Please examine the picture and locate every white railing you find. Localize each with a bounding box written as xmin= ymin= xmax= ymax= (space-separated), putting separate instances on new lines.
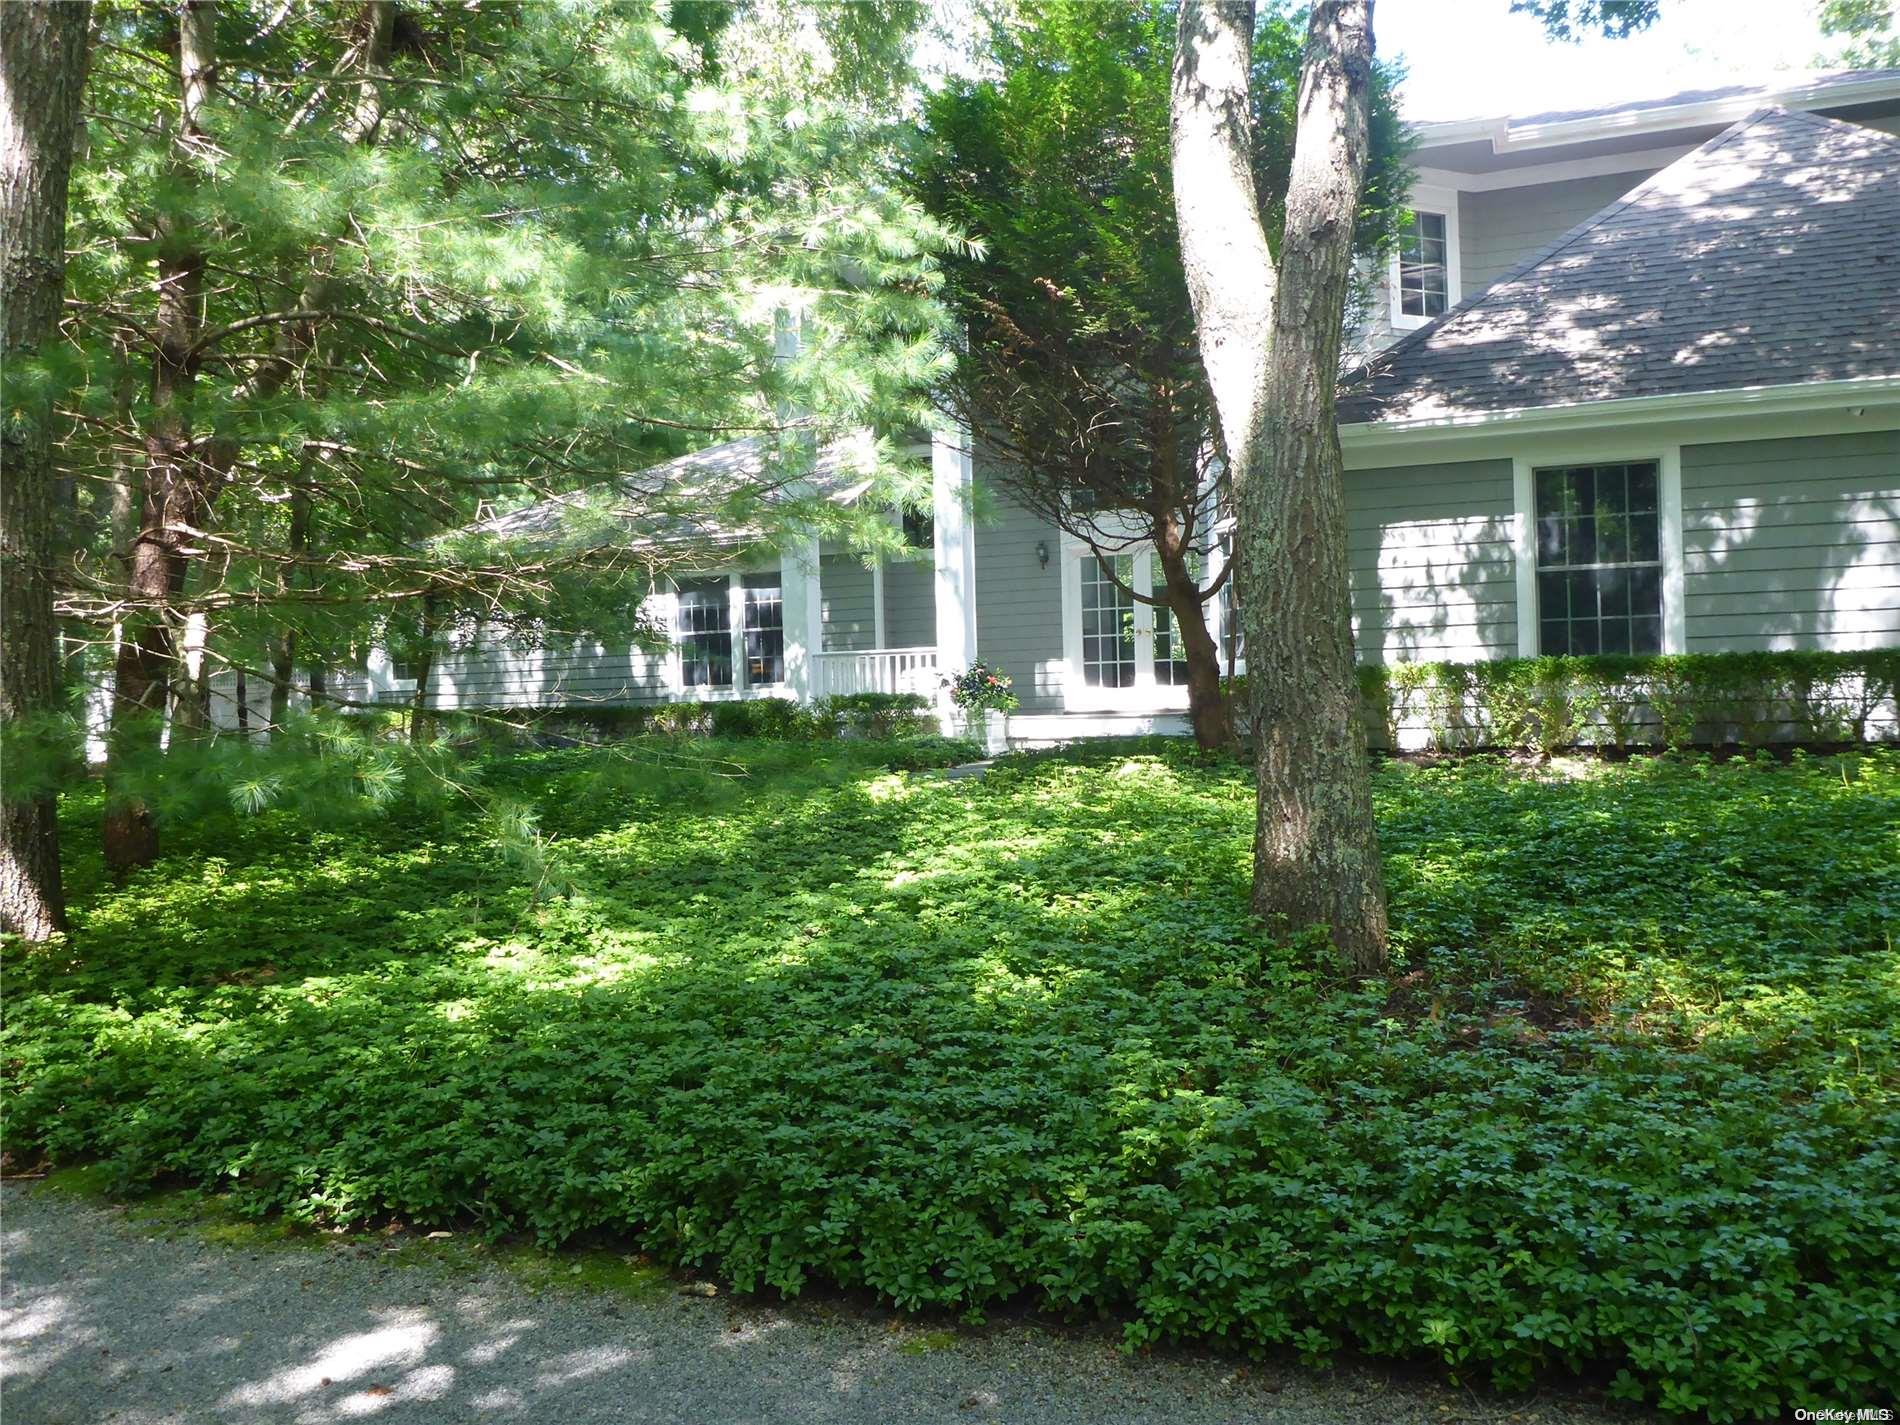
xmin=811 ymin=646 xmax=939 ymax=700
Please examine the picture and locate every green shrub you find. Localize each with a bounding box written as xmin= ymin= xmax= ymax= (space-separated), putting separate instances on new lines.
xmin=9 ymin=747 xmax=1898 ymax=1419
xmin=1359 ymin=649 xmax=1899 ymax=754
xmin=817 ymin=691 xmax=937 ymax=739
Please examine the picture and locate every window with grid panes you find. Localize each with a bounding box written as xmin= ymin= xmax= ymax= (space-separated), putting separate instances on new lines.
xmin=1153 ymin=553 xmax=1202 ymax=686
xmin=1398 ymin=210 xmax=1449 ymax=318
xmin=1081 ymin=554 xmax=1137 ymax=687
xmin=1534 ymin=461 xmax=1663 ymax=655
xmin=742 ymin=573 xmax=783 ymax=685
xmin=677 ymin=579 xmax=733 ymax=687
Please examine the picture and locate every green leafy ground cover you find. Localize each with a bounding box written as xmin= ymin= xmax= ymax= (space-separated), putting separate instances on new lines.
xmin=6 ymin=741 xmax=1897 ymax=1419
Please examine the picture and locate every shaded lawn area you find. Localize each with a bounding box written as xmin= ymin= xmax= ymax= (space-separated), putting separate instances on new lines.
xmin=6 ymin=739 xmax=1898 ymax=1420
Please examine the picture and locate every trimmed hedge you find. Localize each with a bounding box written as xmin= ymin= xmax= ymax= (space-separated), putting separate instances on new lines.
xmin=506 ymin=692 xmax=938 ymax=744
xmin=1231 ymin=650 xmax=1899 ymax=755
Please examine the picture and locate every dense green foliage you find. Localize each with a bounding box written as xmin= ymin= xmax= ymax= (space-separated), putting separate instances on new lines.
xmin=52 ymin=0 xmax=958 ymax=760
xmin=7 ymin=743 xmax=1898 ymax=1418
xmin=902 ymin=1 xmax=1411 ymax=743
xmin=1228 ymin=649 xmax=1900 ymax=754
xmin=519 ymin=691 xmax=947 ymax=742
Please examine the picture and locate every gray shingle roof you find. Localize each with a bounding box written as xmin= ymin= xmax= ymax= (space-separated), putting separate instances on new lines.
xmin=465 ymin=434 xmax=879 ymax=549
xmin=1340 ymin=107 xmax=1900 ymax=426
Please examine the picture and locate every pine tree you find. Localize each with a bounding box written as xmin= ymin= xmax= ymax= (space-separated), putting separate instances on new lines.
xmin=51 ymin=0 xmax=959 ymax=873
xmin=2 ymin=0 xmax=93 ymax=939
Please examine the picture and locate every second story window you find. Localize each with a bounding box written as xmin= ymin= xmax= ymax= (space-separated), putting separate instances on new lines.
xmin=1398 ymin=209 xmax=1449 ymax=319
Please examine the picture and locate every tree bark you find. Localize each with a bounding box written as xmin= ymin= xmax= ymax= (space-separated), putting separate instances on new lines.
xmin=1152 ymin=506 xmax=1233 ymax=751
xmin=1 ymin=0 xmax=92 ymax=938
xmin=102 ymin=0 xmax=215 ymax=876
xmin=104 ymin=1 xmax=394 ymax=867
xmin=1171 ymin=0 xmax=1388 ymax=970
xmin=409 ymin=593 xmax=439 ymax=745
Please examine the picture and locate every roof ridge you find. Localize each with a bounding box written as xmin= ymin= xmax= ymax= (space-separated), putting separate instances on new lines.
xmin=1345 ymin=106 xmax=1809 ymax=383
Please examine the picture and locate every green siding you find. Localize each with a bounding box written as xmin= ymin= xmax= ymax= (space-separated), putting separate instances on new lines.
xmin=1345 ymin=458 xmax=1519 ymax=664
xmin=820 ymin=554 xmax=875 ymax=652
xmin=1458 ymin=170 xmax=1659 ymax=297
xmin=971 ymin=484 xmax=1067 ymax=714
xmin=1681 ymin=430 xmax=1900 ymax=652
xmin=883 ymin=557 xmax=937 ymax=649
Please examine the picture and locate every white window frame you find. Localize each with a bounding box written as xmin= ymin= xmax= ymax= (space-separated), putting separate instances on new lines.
xmin=1058 ymin=537 xmax=1221 ymax=712
xmin=667 ymin=566 xmax=789 ymax=699
xmin=1388 ymin=183 xmax=1462 ymax=332
xmin=1511 ymin=445 xmax=1685 ymax=657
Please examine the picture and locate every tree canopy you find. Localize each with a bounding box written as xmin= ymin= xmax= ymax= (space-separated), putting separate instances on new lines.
xmin=36 ymin=0 xmax=961 ymax=871
xmin=905 ymin=0 xmax=1411 ymax=747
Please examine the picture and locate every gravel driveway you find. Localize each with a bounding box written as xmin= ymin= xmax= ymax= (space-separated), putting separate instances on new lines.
xmin=2 ymin=1181 xmax=1644 ymax=1425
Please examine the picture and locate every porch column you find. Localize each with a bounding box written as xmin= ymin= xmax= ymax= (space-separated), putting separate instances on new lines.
xmin=872 ymin=556 xmax=888 ymax=649
xmin=780 ymin=534 xmax=824 ymax=701
xmin=933 ymin=425 xmax=979 ymax=731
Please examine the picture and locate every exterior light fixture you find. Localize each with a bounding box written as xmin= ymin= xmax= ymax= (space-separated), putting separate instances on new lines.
xmin=1036 ymin=540 xmax=1050 ymax=569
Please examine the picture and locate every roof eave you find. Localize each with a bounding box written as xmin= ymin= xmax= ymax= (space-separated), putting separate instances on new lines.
xmin=1412 ymin=70 xmax=1900 ymax=157
xmin=1340 ymin=374 xmax=1900 ymax=453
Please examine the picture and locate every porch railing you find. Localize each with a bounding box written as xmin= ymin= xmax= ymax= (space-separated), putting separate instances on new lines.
xmin=811 ymin=646 xmax=939 ymax=700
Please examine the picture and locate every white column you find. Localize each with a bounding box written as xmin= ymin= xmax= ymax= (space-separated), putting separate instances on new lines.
xmin=1511 ymin=459 xmax=1539 ymax=657
xmin=780 ymin=535 xmax=824 ymax=701
xmin=872 ymin=556 xmax=888 ymax=650
xmin=1659 ymin=446 xmax=1687 ymax=655
xmin=933 ymin=427 xmax=978 ymax=670
xmin=727 ymin=573 xmax=749 ymax=695
xmin=933 ymin=426 xmax=979 ymax=732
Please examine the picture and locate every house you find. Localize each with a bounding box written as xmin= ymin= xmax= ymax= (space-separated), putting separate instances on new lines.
xmin=243 ymin=69 xmax=1900 ymax=745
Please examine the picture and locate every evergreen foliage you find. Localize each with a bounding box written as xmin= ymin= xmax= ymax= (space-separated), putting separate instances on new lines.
xmin=39 ymin=0 xmax=963 ymax=869
xmin=905 ymin=0 xmax=1412 ymax=746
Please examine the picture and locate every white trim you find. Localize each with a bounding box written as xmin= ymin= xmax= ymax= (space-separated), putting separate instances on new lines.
xmin=1659 ymin=447 xmax=1686 ymax=656
xmin=871 ymin=556 xmax=888 ymax=651
xmin=726 ymin=574 xmax=749 ymax=696
xmin=1511 ymin=460 xmax=1537 ymax=658
xmin=1510 ymin=442 xmax=1686 ymax=659
xmin=1388 ymin=183 xmax=1461 ymax=332
xmin=1412 ymin=144 xmax=1694 ymax=194
xmin=1341 ymin=375 xmax=1900 ymax=464
xmin=1411 ymin=71 xmax=1900 ymax=157
xmin=1005 ymin=709 xmax=1193 ymax=747
xmin=1058 ymin=541 xmax=1192 ymax=713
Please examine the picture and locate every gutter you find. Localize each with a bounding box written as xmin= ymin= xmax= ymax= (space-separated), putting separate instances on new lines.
xmin=1340 ymin=374 xmax=1900 ymax=452
xmin=1412 ymin=70 xmax=1900 ymax=157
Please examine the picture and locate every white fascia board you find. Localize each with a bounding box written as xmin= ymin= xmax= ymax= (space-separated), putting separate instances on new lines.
xmin=1411 ymin=72 xmax=1900 ymax=159
xmin=1412 ymin=144 xmax=1696 ymax=194
xmin=1340 ymin=376 xmax=1900 ymax=466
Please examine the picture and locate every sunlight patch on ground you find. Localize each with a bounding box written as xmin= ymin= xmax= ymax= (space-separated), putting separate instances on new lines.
xmin=219 ymin=1315 xmax=439 ymax=1410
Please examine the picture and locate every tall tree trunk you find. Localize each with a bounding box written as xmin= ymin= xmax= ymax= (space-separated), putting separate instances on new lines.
xmin=1 ymin=0 xmax=92 ymax=939
xmin=103 ymin=141 xmax=210 ymax=873
xmin=269 ymin=433 xmax=317 ymax=730
xmin=105 ymin=0 xmax=395 ymax=866
xmin=1153 ymin=523 xmax=1232 ymax=751
xmin=1171 ymin=0 xmax=1388 ymax=970
xmin=409 ymin=594 xmax=439 ymax=745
